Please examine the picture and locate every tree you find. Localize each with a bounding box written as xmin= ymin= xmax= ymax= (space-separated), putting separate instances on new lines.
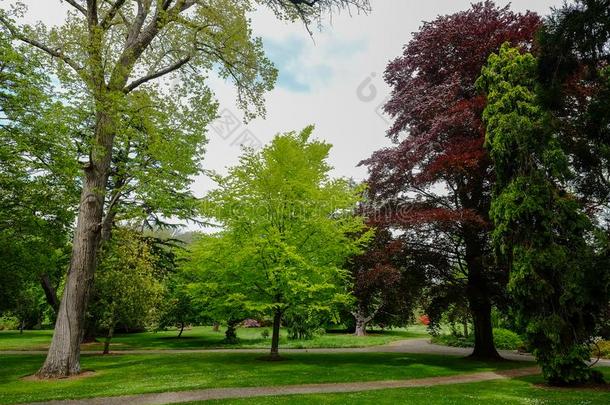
xmin=0 ymin=0 xmax=370 ymax=377
xmin=91 ymin=228 xmax=164 ymax=354
xmin=185 ymin=233 xmax=258 ymax=344
xmin=195 ymin=127 xmax=370 ymax=359
xmin=0 ymin=30 xmax=78 ymax=321
xmin=537 ymin=0 xmax=610 ymax=225
xmin=348 ymin=228 xmax=422 ymax=336
xmin=478 ymin=43 xmax=609 ymax=385
xmin=361 ymin=1 xmax=540 ymax=359
xmin=158 ymin=271 xmax=203 ymax=338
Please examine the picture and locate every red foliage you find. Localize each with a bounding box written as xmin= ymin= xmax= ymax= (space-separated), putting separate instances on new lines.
xmin=363 ymin=2 xmax=541 ymax=231
xmin=419 ymin=315 xmax=430 ymax=326
xmin=360 ymin=3 xmax=541 ymax=356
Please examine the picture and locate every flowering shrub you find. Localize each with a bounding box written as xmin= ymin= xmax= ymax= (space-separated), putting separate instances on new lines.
xmin=419 ymin=315 xmax=430 ymax=326
xmin=242 ymin=319 xmax=260 ymax=328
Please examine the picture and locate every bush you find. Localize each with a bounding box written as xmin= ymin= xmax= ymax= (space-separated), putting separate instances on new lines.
xmin=594 ymin=340 xmax=610 ymax=359
xmin=242 ymin=319 xmax=260 ymax=328
xmin=0 ymin=315 xmax=20 ymax=330
xmin=492 ymin=328 xmax=524 ymax=350
xmin=432 ymin=328 xmax=524 ymax=350
xmin=260 ymin=329 xmax=270 ymax=339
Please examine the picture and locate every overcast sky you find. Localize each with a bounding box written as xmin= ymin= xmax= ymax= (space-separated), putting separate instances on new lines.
xmin=13 ymin=0 xmax=559 ymax=201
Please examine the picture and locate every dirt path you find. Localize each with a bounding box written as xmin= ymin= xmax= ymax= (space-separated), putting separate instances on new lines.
xmin=26 ymin=366 xmax=541 ymax=405
xmin=0 ymin=338 xmax=532 ymax=360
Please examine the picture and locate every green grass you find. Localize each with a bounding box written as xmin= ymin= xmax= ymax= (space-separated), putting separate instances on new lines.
xmin=198 ymin=369 xmax=610 ymax=404
xmin=0 ymin=352 xmax=530 ymax=404
xmin=0 ymin=325 xmax=430 ymax=351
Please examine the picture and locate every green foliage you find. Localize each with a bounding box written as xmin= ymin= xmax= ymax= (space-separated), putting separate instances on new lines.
xmin=432 ymin=328 xmax=523 ymax=351
xmin=187 ymin=127 xmax=370 ymax=351
xmin=157 ymin=270 xmax=204 ymax=335
xmin=285 ymin=310 xmax=326 ymax=340
xmin=91 ymin=229 xmax=165 ymax=336
xmin=0 ymin=30 xmax=77 ymax=319
xmin=478 ymin=43 xmax=609 ymax=385
xmin=0 ymin=316 xmax=19 ymax=331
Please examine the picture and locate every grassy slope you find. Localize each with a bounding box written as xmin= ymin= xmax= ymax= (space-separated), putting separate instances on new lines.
xmin=0 ymin=352 xmax=529 ymax=404
xmin=201 ymin=370 xmax=610 ymax=405
xmin=0 ymin=325 xmax=430 ymax=351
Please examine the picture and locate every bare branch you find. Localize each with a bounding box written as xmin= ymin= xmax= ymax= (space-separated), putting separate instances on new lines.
xmin=124 ymin=55 xmax=191 ymax=93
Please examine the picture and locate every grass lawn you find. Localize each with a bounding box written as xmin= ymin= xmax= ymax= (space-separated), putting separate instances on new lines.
xmin=0 ymin=352 xmax=529 ymax=404
xmin=199 ymin=369 xmax=610 ymax=404
xmin=0 ymin=325 xmax=430 ymax=351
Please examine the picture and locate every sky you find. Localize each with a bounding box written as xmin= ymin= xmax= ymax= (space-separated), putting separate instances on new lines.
xmin=12 ymin=0 xmax=560 ymax=200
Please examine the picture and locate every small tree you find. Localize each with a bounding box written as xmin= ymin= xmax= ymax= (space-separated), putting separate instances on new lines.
xmin=158 ymin=273 xmax=203 ymax=338
xmin=92 ymin=229 xmax=164 ymax=354
xmin=193 ymin=127 xmax=370 ymax=359
xmin=348 ymin=228 xmax=422 ymax=336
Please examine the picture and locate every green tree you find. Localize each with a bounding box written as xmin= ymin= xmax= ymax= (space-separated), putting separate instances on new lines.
xmin=91 ymin=228 xmax=164 ymax=354
xmin=0 ymin=0 xmax=369 ymax=377
xmin=478 ymin=44 xmax=609 ymax=385
xmin=0 ymin=30 xmax=78 ymax=322
xmin=185 ymin=233 xmax=254 ymax=344
xmin=191 ymin=127 xmax=370 ymax=359
xmin=158 ymin=269 xmax=204 ymax=338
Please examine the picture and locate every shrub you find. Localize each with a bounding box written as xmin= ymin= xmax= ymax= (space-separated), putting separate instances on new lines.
xmin=0 ymin=315 xmax=20 ymax=330
xmin=242 ymin=319 xmax=260 ymax=328
xmin=594 ymin=340 xmax=610 ymax=359
xmin=260 ymin=329 xmax=270 ymax=339
xmin=432 ymin=328 xmax=524 ymax=350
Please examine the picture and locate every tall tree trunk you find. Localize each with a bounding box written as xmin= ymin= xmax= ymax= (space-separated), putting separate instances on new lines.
xmin=269 ymin=309 xmax=282 ymax=360
xmin=103 ymin=325 xmax=114 ymax=355
xmin=212 ymin=322 xmax=220 ymax=332
xmin=37 ymin=111 xmax=115 ymax=378
xmin=464 ymin=231 xmax=500 ymax=360
xmin=178 ymin=322 xmax=185 ymax=338
xmin=39 ymin=273 xmax=59 ymax=315
xmin=463 ymin=319 xmax=469 ymax=338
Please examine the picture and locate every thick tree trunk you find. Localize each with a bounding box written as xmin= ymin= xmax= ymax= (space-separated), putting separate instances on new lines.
xmin=464 ymin=231 xmax=500 ymax=360
xmin=103 ymin=325 xmax=114 ymax=355
xmin=353 ymin=310 xmax=373 ymax=337
xmin=37 ymin=111 xmax=115 ymax=378
xmin=39 ymin=273 xmax=59 ymax=315
xmin=470 ymin=300 xmax=498 ymax=359
xmin=224 ymin=319 xmax=239 ymax=344
xmin=269 ymin=309 xmax=282 ymax=360
xmin=354 ymin=319 xmax=367 ymax=337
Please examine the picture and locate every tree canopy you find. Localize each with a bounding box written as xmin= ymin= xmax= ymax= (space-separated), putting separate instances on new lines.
xmin=189 ymin=127 xmax=370 ymax=358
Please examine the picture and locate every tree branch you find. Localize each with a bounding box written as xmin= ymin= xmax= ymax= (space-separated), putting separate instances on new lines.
xmin=100 ymin=0 xmax=127 ymax=30
xmin=64 ymin=0 xmax=87 ymax=15
xmin=124 ymin=55 xmax=191 ymax=93
xmin=0 ymin=15 xmax=84 ymax=77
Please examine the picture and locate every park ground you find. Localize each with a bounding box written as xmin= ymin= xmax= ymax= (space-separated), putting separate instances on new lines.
xmin=1 ymin=326 xmax=609 ymax=404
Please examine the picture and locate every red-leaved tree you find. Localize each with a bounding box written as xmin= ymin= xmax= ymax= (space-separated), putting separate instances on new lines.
xmin=362 ymin=1 xmax=540 ymax=359
xmin=348 ymin=228 xmax=423 ymax=336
